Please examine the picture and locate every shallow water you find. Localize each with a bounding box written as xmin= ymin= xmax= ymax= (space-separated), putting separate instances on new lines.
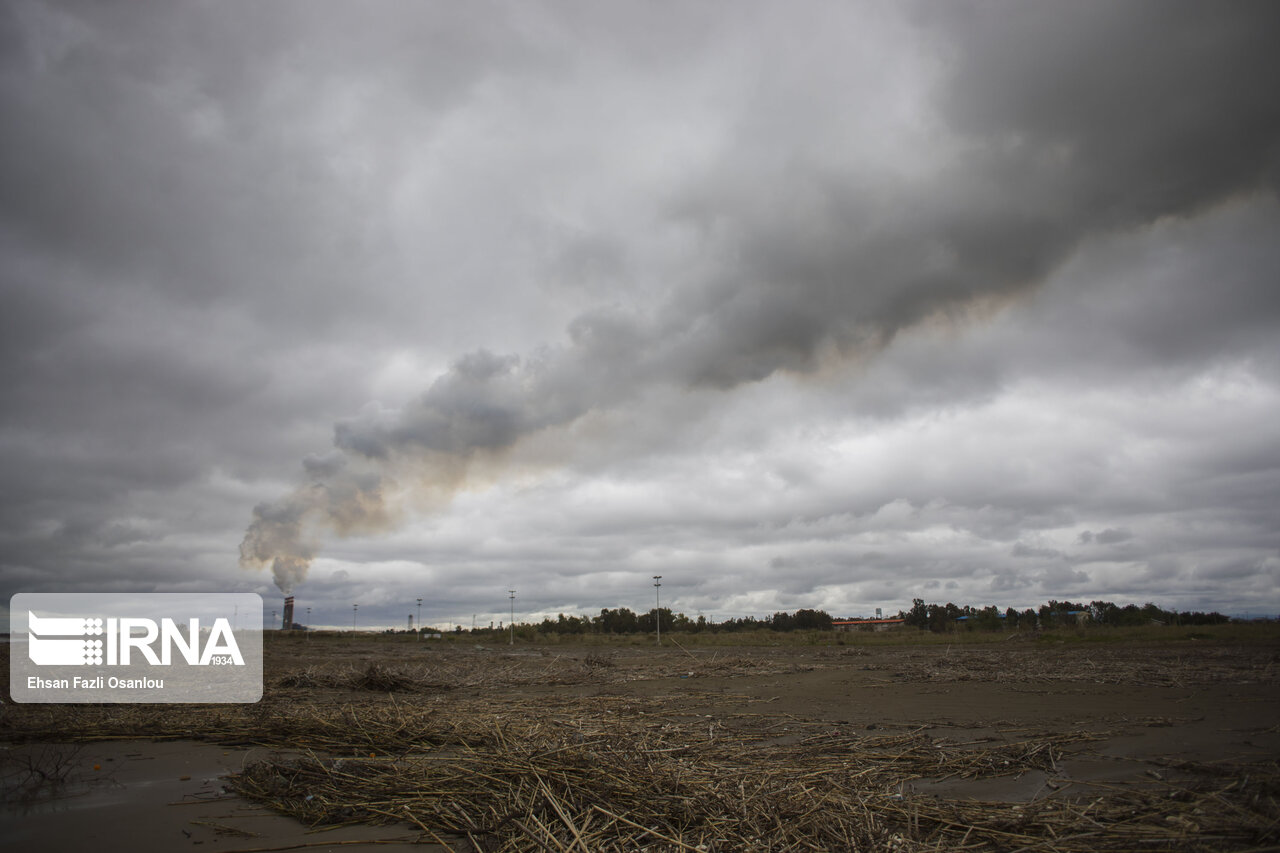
xmin=0 ymin=740 xmax=432 ymax=853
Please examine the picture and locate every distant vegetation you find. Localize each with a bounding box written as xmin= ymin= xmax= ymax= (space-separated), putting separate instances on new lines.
xmin=535 ymin=606 xmax=836 ymax=636
xmin=517 ymin=599 xmax=1233 ymax=637
xmin=281 ymin=599 xmax=1255 ymax=642
xmin=897 ymin=598 xmax=1232 ymax=633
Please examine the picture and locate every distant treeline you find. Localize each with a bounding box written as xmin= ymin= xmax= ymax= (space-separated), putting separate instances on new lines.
xmin=526 ymin=599 xmax=1231 ymax=636
xmin=536 ymin=607 xmax=837 ymax=636
xmin=899 ymin=599 xmax=1230 ymax=632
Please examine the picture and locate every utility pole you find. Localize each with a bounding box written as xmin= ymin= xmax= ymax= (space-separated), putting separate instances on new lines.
xmin=306 ymin=607 xmax=311 ymax=641
xmin=653 ymin=575 xmax=662 ymax=645
xmin=417 ymin=598 xmax=423 ymax=640
xmin=508 ymin=590 xmax=516 ymax=646
xmin=352 ymin=603 xmax=358 ymax=631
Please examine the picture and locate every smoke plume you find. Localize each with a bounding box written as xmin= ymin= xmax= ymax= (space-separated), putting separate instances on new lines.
xmin=240 ymin=2 xmax=1280 ymax=590
xmin=239 ymin=454 xmax=390 ymax=593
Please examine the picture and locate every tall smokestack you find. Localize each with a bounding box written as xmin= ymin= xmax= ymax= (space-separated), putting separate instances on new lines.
xmin=282 ymin=596 xmax=295 ymax=631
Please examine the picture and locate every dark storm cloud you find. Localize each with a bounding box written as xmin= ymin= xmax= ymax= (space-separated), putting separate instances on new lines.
xmin=934 ymin=2 xmax=1280 ymax=217
xmin=0 ymin=2 xmax=532 ymax=579
xmin=1081 ymin=529 xmax=1133 ymax=546
xmin=0 ymin=1 xmax=578 ymax=348
xmin=1012 ymin=543 xmax=1064 ymax=560
xmin=363 ymin=0 xmax=1280 ymax=409
xmin=3 ymin=1 xmax=1278 ymax=621
xmin=674 ymin=0 xmax=1280 ymax=381
xmin=250 ymin=1 xmax=1280 ymax=587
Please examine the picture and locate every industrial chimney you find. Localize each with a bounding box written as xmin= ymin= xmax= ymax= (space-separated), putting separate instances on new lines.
xmin=282 ymin=595 xmax=295 ymax=630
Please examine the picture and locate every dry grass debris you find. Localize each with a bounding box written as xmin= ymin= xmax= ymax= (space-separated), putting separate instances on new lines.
xmin=4 ymin=694 xmax=1275 ymax=851
xmin=3 ymin=640 xmax=1277 ymax=851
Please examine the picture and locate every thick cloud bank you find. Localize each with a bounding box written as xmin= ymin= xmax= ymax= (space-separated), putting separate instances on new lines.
xmin=2 ymin=2 xmax=1278 ymax=626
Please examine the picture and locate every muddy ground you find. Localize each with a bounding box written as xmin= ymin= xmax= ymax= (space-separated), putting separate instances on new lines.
xmin=3 ymin=633 xmax=1278 ymax=851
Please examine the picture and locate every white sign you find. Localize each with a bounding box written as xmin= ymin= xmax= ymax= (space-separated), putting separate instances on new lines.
xmin=10 ymin=593 xmax=263 ymax=703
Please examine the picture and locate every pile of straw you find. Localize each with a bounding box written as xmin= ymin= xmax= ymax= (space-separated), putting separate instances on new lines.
xmin=213 ymin=698 xmax=1274 ymax=852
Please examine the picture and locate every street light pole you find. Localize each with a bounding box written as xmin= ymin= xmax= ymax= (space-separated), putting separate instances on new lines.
xmin=416 ymin=598 xmax=423 ymax=640
xmin=653 ymin=575 xmax=662 ymax=645
xmin=508 ymin=590 xmax=516 ymax=646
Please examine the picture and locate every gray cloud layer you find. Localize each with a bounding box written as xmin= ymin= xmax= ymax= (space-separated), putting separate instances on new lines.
xmin=3 ymin=1 xmax=1278 ymax=626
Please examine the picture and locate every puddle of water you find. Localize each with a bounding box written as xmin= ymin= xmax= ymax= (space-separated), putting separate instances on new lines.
xmin=1 ymin=741 xmax=243 ymax=817
xmin=908 ymin=751 xmax=1163 ymax=804
xmin=0 ymin=740 xmax=434 ymax=853
xmin=909 ymin=769 xmax=1050 ymax=802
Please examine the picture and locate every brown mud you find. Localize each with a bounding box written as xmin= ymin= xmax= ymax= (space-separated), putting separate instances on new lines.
xmin=3 ymin=634 xmax=1278 ymax=851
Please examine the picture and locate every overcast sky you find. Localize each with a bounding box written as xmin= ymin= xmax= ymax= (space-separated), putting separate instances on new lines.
xmin=2 ymin=1 xmax=1278 ymax=631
